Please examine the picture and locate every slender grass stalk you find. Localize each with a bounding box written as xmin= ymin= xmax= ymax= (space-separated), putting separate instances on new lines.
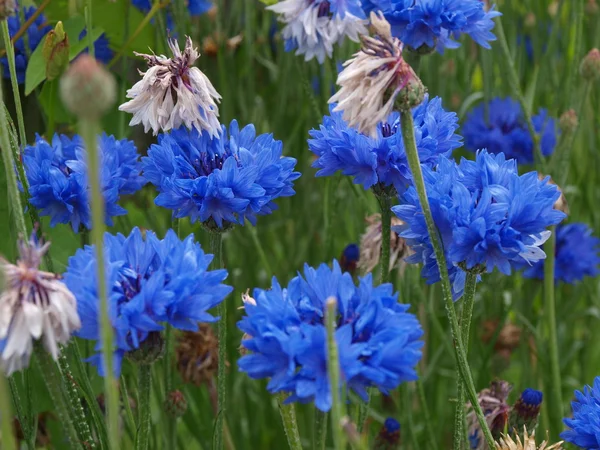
xmin=135 ymin=364 xmax=152 ymax=450
xmin=313 ymin=410 xmax=328 ymax=450
xmin=399 ymin=111 xmax=495 ymax=449
xmin=210 ymin=231 xmax=226 ymax=450
xmin=543 ymin=228 xmax=563 ymax=440
xmin=1 ymin=21 xmax=26 ymax=146
xmin=565 ymin=0 xmax=584 ymax=108
xmin=277 ymin=393 xmax=303 ymax=450
xmin=416 ymin=376 xmax=437 ymax=450
xmin=325 ymin=297 xmax=345 ymax=450
xmin=495 ymin=18 xmax=546 ymax=172
xmin=377 ymin=193 xmax=392 ymax=284
xmin=80 ymin=119 xmax=120 ymax=449
xmin=163 ymin=323 xmax=175 ymax=449
xmin=454 ymin=271 xmax=478 ymax=450
xmin=248 ymin=224 xmax=273 ymax=275
xmin=356 ymin=390 xmax=370 ymax=433
xmin=120 ymin=375 xmax=137 ymax=439
xmin=323 ymin=177 xmax=332 ymax=260
xmin=9 ymin=377 xmax=35 ymax=450
xmin=0 ymin=373 xmax=17 ymax=450
xmin=35 ymin=346 xmax=83 ymax=449
xmin=85 ymin=0 xmax=95 ymax=57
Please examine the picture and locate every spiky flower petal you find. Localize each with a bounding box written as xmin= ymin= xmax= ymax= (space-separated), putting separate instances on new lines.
xmin=495 ymin=427 xmax=563 ymax=450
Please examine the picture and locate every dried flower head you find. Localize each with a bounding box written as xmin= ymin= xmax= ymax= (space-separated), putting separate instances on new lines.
xmin=329 ymin=12 xmax=424 ymax=136
xmin=482 ymin=320 xmax=522 ymax=361
xmin=0 ymin=234 xmax=80 ymax=375
xmin=0 ymin=0 xmax=16 ymax=21
xmin=538 ymin=174 xmax=568 ymax=215
xmin=468 ymin=380 xmax=512 ymax=449
xmin=495 ymin=427 xmax=563 ymax=450
xmin=176 ymin=325 xmax=219 ymax=386
xmin=558 ymin=109 xmax=578 ymax=135
xmin=358 ymin=214 xmax=410 ymax=274
xmin=119 ymin=36 xmax=221 ymax=137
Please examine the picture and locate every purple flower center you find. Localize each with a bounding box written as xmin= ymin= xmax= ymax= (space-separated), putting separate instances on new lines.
xmin=381 ymin=122 xmax=399 ymax=137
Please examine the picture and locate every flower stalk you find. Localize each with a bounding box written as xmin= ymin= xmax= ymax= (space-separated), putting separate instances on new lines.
xmin=0 ymin=373 xmax=17 ymax=450
xmin=376 ymin=193 xmax=393 ymax=284
xmin=400 ymin=110 xmax=495 ymax=448
xmin=313 ymin=410 xmax=328 ymax=450
xmin=1 ymin=20 xmax=26 ymax=147
xmin=326 ymin=297 xmax=346 ymax=450
xmin=277 ymin=392 xmax=303 ymax=450
xmin=135 ymin=364 xmax=152 ymax=450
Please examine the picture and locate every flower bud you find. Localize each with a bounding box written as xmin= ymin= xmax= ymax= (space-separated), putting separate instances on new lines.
xmin=59 ymin=54 xmax=116 ymax=120
xmin=394 ymin=72 xmax=427 ymax=111
xmin=559 ymin=109 xmax=578 ymax=135
xmin=509 ymin=388 xmax=543 ymax=434
xmin=0 ymin=0 xmax=16 ymax=21
xmin=548 ymin=1 xmax=559 ymax=17
xmin=164 ymin=390 xmax=188 ymax=418
xmin=127 ymin=332 xmax=165 ymax=365
xmin=524 ymin=13 xmax=536 ymax=29
xmin=340 ymin=244 xmax=359 ymax=274
xmin=374 ymin=418 xmax=400 ymax=450
xmin=43 ymin=21 xmax=70 ymax=81
xmin=586 ymin=0 xmax=599 ymax=15
xmin=580 ymin=48 xmax=600 ymax=81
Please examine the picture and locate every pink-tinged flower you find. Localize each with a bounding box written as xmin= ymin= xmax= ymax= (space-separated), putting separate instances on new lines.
xmin=329 ymin=12 xmax=422 ymax=137
xmin=119 ymin=36 xmax=221 ymax=137
xmin=0 ymin=235 xmax=80 ymax=375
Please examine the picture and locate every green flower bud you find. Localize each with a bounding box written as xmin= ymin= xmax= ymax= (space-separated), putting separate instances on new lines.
xmin=43 ymin=21 xmax=70 ymax=81
xmin=559 ymin=109 xmax=578 ymax=135
xmin=164 ymin=390 xmax=188 ymax=418
xmin=394 ymin=71 xmax=427 ymax=112
xmin=580 ymin=48 xmax=600 ymax=81
xmin=127 ymin=332 xmax=165 ymax=365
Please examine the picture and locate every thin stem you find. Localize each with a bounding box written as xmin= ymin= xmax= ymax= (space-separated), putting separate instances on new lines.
xmin=323 ymin=177 xmax=332 ymax=261
xmin=454 ymin=271 xmax=478 ymax=450
xmin=543 ymin=227 xmax=563 ymax=440
xmin=85 ymin=0 xmax=95 ymax=57
xmin=377 ymin=194 xmax=392 ymax=284
xmin=495 ymin=18 xmax=546 ymax=172
xmin=326 ymin=298 xmax=345 ymax=450
xmin=248 ymin=224 xmax=273 ymax=275
xmin=35 ymin=346 xmax=83 ymax=449
xmin=400 ymin=111 xmax=495 ymax=449
xmin=135 ymin=364 xmax=152 ymax=450
xmin=210 ymin=231 xmax=226 ymax=450
xmin=277 ymin=393 xmax=303 ymax=450
xmin=1 ymin=21 xmax=26 ymax=146
xmin=565 ymin=0 xmax=584 ymax=108
xmin=9 ymin=377 xmax=35 ymax=449
xmin=118 ymin=0 xmax=130 ymax=138
xmin=0 ymin=373 xmax=17 ymax=450
xmin=416 ymin=376 xmax=437 ymax=450
xmin=313 ymin=411 xmax=328 ymax=450
xmin=356 ymin=390 xmax=370 ymax=433
xmin=80 ymin=118 xmax=120 ymax=449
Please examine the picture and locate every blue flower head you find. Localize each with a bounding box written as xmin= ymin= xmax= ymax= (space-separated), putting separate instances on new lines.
xmin=1 ymin=6 xmax=51 ymax=84
xmin=237 ymin=260 xmax=424 ymax=412
xmin=63 ymin=227 xmax=233 ymax=376
xmin=23 ymin=133 xmax=145 ymax=232
xmin=375 ymin=418 xmax=401 ymax=448
xmin=463 ymin=98 xmax=558 ymax=165
xmin=309 ymin=95 xmax=462 ymax=195
xmin=561 ymin=376 xmax=600 ymax=449
xmin=132 ymin=0 xmax=212 ymax=16
xmin=393 ymin=151 xmax=566 ymax=298
xmin=362 ymin=0 xmax=502 ymax=53
xmin=522 ymin=223 xmax=600 ymax=284
xmin=340 ymin=243 xmax=360 ymax=273
xmin=78 ymin=30 xmax=113 ymax=65
xmin=142 ymin=121 xmax=300 ymax=228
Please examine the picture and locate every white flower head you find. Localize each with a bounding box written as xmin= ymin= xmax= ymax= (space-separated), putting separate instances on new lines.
xmin=495 ymin=427 xmax=563 ymax=450
xmin=119 ymin=36 xmax=221 ymax=137
xmin=329 ymin=11 xmax=421 ymax=137
xmin=358 ymin=213 xmax=411 ymax=274
xmin=0 ymin=235 xmax=80 ymax=375
xmin=467 ymin=380 xmax=512 ymax=450
xmin=268 ymin=0 xmax=367 ymax=63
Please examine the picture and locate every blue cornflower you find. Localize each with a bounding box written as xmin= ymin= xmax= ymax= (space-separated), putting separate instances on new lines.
xmin=509 ymin=388 xmax=543 ymax=433
xmin=462 ymin=98 xmax=558 ymax=165
xmin=340 ymin=243 xmax=360 ymax=273
xmin=78 ymin=30 xmax=113 ymax=65
xmin=0 ymin=6 xmax=51 ymax=84
xmin=23 ymin=133 xmax=145 ymax=232
xmin=309 ymin=95 xmax=462 ymax=194
xmin=561 ymin=376 xmax=600 ymax=449
xmin=132 ymin=0 xmax=212 ymax=16
xmin=393 ymin=151 xmax=566 ymax=298
xmin=237 ymin=260 xmax=423 ymax=412
xmin=142 ymin=121 xmax=300 ymax=228
xmin=362 ymin=0 xmax=501 ymax=53
xmin=374 ymin=418 xmax=401 ymax=449
xmin=63 ymin=227 xmax=232 ymax=376
xmin=522 ymin=223 xmax=600 ymax=284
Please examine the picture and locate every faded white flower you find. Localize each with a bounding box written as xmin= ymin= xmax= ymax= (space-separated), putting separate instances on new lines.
xmin=0 ymin=235 xmax=80 ymax=375
xmin=358 ymin=213 xmax=410 ymax=274
xmin=329 ymin=11 xmax=421 ymax=136
xmin=268 ymin=0 xmax=367 ymax=64
xmin=119 ymin=36 xmax=221 ymax=137
xmin=495 ymin=427 xmax=563 ymax=450
xmin=468 ymin=380 xmax=512 ymax=450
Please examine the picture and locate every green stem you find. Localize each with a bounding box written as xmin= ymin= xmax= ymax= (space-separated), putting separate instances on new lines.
xmin=120 ymin=375 xmax=137 ymax=440
xmin=356 ymin=390 xmax=370 ymax=433
xmin=1 ymin=21 xmax=26 ymax=147
xmin=80 ymin=118 xmax=120 ymax=449
xmin=9 ymin=377 xmax=35 ymax=450
xmin=47 ymin=80 xmax=56 ymax=137
xmin=454 ymin=271 xmax=478 ymax=450
xmin=313 ymin=410 xmax=327 ymax=450
xmin=544 ymin=227 xmax=563 ymax=440
xmin=210 ymin=231 xmax=226 ymax=450
xmin=495 ymin=18 xmax=546 ymax=172
xmin=277 ymin=393 xmax=303 ymax=450
xmin=135 ymin=364 xmax=152 ymax=450
xmin=399 ymin=111 xmax=495 ymax=449
xmin=118 ymin=0 xmax=130 ymax=138
xmin=57 ymin=351 xmax=96 ymax=448
xmin=377 ymin=194 xmax=392 ymax=284
xmin=565 ymin=0 xmax=584 ymax=108
xmin=35 ymin=346 xmax=83 ymax=449
xmin=323 ymin=177 xmax=332 ymax=261
xmin=248 ymin=224 xmax=273 ymax=275
xmin=416 ymin=376 xmax=437 ymax=450
xmin=85 ymin=0 xmax=95 ymax=57
xmin=0 ymin=373 xmax=17 ymax=450
xmin=326 ymin=298 xmax=345 ymax=450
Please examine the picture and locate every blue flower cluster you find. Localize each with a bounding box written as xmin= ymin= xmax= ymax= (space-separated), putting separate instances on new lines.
xmin=522 ymin=223 xmax=600 ymax=284
xmin=79 ymin=30 xmax=113 ymax=65
xmin=393 ymin=151 xmax=566 ymax=298
xmin=362 ymin=0 xmax=501 ymax=53
xmin=63 ymin=227 xmax=232 ymax=375
xmin=0 ymin=6 xmax=51 ymax=84
xmin=561 ymin=376 xmax=600 ymax=449
xmin=143 ymin=121 xmax=300 ymax=228
xmin=237 ymin=260 xmax=423 ymax=412
xmin=462 ymin=98 xmax=558 ymax=165
xmin=23 ymin=133 xmax=145 ymax=232
xmin=132 ymin=0 xmax=212 ymax=16
xmin=309 ymin=96 xmax=462 ymax=194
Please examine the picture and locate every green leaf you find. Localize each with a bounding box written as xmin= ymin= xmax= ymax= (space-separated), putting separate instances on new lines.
xmin=24 ymin=15 xmax=104 ymax=95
